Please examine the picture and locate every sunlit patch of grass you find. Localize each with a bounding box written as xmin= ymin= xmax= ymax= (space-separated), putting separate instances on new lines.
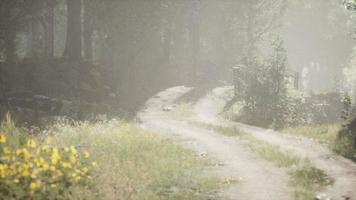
xmin=48 ymin=120 xmax=222 ymax=200
xmin=220 ymin=102 xmax=244 ymax=121
xmin=290 ymin=164 xmax=332 ymax=200
xmin=281 ymin=124 xmax=340 ymax=146
xmin=282 ymin=124 xmax=356 ymax=161
xmin=0 ymin=113 xmax=28 ymax=148
xmin=170 ymin=103 xmax=194 ymax=121
xmin=241 ymin=134 xmax=333 ymax=200
xmin=241 ymin=134 xmax=301 ymax=168
xmin=191 ymin=121 xmax=242 ymax=137
xmin=195 ymin=122 xmax=333 ymax=200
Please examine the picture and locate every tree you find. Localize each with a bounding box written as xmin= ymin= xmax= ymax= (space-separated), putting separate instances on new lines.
xmin=240 ymin=40 xmax=289 ymax=128
xmin=83 ymin=0 xmax=94 ymax=61
xmin=63 ymin=0 xmax=82 ymax=61
xmin=0 ymin=0 xmax=28 ymax=63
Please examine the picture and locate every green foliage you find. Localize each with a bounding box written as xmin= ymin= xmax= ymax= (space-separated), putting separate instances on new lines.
xmin=0 ymin=117 xmax=222 ymax=200
xmin=282 ymin=124 xmax=340 ymax=145
xmin=239 ymin=40 xmax=289 ymax=129
xmin=0 ymin=116 xmax=96 ymax=200
xmin=290 ymin=163 xmax=332 ymax=200
xmin=47 ymin=120 xmax=221 ymax=200
xmin=0 ymin=113 xmax=27 ymax=148
xmin=282 ymin=124 xmax=356 ymax=161
xmin=335 ymin=92 xmax=356 ymax=160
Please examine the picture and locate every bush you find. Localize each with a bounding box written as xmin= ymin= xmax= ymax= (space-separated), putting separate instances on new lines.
xmin=0 ymin=116 xmax=96 ymax=200
xmin=238 ymin=40 xmax=289 ymax=129
xmin=0 ymin=139 xmax=96 ymax=200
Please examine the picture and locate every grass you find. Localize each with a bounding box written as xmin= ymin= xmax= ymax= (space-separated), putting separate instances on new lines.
xmin=281 ymin=124 xmax=340 ymax=146
xmin=169 ymin=103 xmax=194 ymax=121
xmin=194 ymin=122 xmax=333 ymax=200
xmin=281 ymin=124 xmax=356 ymax=161
xmin=0 ymin=117 xmax=222 ymax=200
xmin=240 ymin=134 xmax=333 ymax=200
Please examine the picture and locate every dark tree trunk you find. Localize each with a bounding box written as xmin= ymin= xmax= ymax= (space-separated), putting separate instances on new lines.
xmin=4 ymin=31 xmax=16 ymax=63
xmin=46 ymin=0 xmax=54 ymax=59
xmin=83 ymin=0 xmax=93 ymax=61
xmin=63 ymin=0 xmax=82 ymax=61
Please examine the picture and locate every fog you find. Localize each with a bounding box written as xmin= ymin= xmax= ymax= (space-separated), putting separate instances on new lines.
xmin=0 ymin=1 xmax=356 ymax=199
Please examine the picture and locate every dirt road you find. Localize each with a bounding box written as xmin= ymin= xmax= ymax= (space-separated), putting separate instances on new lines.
xmin=139 ymin=86 xmax=294 ymax=200
xmin=193 ymin=87 xmax=356 ymax=200
xmin=139 ymin=86 xmax=356 ymax=200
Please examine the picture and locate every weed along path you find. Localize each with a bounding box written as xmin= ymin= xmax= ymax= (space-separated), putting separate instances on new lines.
xmin=138 ymin=86 xmax=294 ymax=200
xmin=193 ymin=87 xmax=356 ymax=200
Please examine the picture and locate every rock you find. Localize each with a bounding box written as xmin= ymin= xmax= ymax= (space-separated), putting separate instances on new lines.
xmin=342 ymin=195 xmax=350 ymax=200
xmin=315 ymin=193 xmax=331 ymax=200
xmin=162 ymin=106 xmax=174 ymax=111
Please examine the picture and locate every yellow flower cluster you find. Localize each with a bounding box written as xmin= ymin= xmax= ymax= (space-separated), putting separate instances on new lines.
xmin=0 ymin=134 xmax=97 ymax=199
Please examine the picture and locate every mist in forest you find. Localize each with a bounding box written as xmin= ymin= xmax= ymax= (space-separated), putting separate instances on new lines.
xmin=0 ymin=0 xmax=355 ymax=116
xmin=1 ymin=1 xmax=356 ymax=200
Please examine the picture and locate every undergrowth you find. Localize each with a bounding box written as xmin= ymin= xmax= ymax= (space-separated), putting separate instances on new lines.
xmin=0 ymin=116 xmax=221 ymax=200
xmin=282 ymin=124 xmax=356 ymax=161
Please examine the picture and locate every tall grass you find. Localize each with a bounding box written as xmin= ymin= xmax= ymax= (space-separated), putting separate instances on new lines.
xmin=282 ymin=124 xmax=340 ymax=146
xmin=282 ymin=124 xmax=356 ymax=161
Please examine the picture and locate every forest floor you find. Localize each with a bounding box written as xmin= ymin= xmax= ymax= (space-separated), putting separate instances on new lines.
xmin=138 ymin=86 xmax=356 ymax=200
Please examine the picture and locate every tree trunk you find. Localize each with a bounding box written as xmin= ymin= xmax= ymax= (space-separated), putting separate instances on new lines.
xmin=4 ymin=31 xmax=16 ymax=63
xmin=46 ymin=0 xmax=54 ymax=59
xmin=162 ymin=2 xmax=172 ymax=67
xmin=188 ymin=0 xmax=200 ymax=82
xmin=63 ymin=0 xmax=82 ymax=61
xmin=83 ymin=0 xmax=93 ymax=61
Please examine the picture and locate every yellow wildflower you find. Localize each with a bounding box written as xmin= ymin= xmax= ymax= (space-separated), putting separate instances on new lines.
xmin=69 ymin=154 xmax=76 ymax=164
xmin=61 ymin=162 xmax=72 ymax=169
xmin=50 ymin=166 xmax=56 ymax=172
xmin=42 ymin=164 xmax=49 ymax=171
xmin=83 ymin=151 xmax=90 ymax=158
xmin=29 ymin=182 xmax=40 ymax=191
xmin=26 ymin=139 xmax=37 ymax=148
xmin=82 ymin=167 xmax=88 ymax=173
xmin=2 ymin=147 xmax=10 ymax=154
xmin=70 ymin=146 xmax=77 ymax=155
xmin=0 ymin=134 xmax=6 ymax=143
xmin=41 ymin=145 xmax=50 ymax=152
xmin=21 ymin=170 xmax=30 ymax=177
xmin=51 ymin=148 xmax=60 ymax=165
xmin=45 ymin=137 xmax=53 ymax=145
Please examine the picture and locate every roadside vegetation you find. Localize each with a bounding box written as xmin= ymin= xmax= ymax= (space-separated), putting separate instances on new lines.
xmin=194 ymin=122 xmax=333 ymax=200
xmin=0 ymin=114 xmax=221 ymax=200
xmin=282 ymin=124 xmax=356 ymax=161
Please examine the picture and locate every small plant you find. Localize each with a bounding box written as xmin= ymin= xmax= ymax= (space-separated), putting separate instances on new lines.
xmin=0 ymin=134 xmax=96 ymax=200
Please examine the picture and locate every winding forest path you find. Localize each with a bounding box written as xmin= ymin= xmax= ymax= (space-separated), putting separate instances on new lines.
xmin=194 ymin=87 xmax=356 ymax=200
xmin=138 ymin=86 xmax=356 ymax=200
xmin=138 ymin=86 xmax=294 ymax=200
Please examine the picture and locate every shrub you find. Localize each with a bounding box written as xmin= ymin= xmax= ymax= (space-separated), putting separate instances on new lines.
xmin=239 ymin=40 xmax=289 ymax=129
xmin=0 ymin=134 xmax=96 ymax=200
